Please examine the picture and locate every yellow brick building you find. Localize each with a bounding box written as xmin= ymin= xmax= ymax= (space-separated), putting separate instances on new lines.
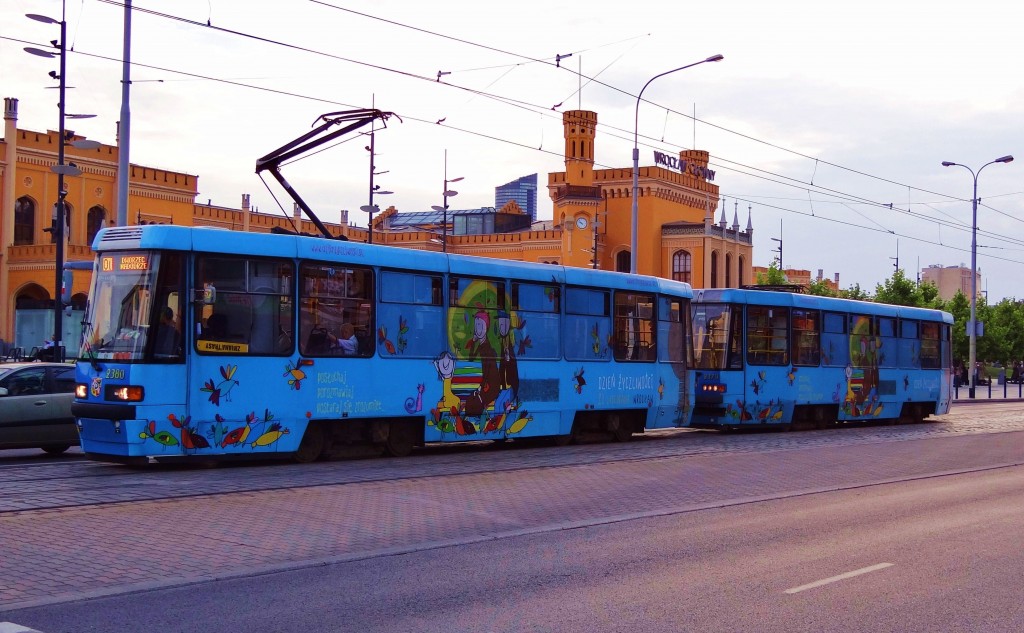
xmin=1 ymin=100 xmax=752 ymax=349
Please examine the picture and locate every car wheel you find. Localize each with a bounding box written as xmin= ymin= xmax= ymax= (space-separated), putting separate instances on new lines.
xmin=42 ymin=445 xmax=71 ymax=455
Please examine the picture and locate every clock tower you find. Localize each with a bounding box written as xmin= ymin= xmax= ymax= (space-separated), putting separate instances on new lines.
xmin=555 ymin=110 xmax=602 ymax=268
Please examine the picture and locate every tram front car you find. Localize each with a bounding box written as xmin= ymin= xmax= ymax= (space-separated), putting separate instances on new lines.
xmin=73 ymin=227 xmax=191 ymax=464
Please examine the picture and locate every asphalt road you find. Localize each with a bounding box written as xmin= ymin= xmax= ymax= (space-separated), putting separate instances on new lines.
xmin=1 ymin=401 xmax=1023 ymax=632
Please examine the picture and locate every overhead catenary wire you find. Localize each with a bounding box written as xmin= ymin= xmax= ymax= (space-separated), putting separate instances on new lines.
xmin=10 ymin=4 xmax=1022 ymax=269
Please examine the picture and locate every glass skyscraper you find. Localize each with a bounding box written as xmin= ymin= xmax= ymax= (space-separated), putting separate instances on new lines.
xmin=495 ymin=174 xmax=538 ymax=223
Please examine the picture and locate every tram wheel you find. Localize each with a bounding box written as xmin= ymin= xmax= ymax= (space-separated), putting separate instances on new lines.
xmin=384 ymin=422 xmax=416 ymax=457
xmin=42 ymin=445 xmax=71 ymax=455
xmin=295 ymin=424 xmax=325 ymax=463
xmin=608 ymin=414 xmax=632 ymax=442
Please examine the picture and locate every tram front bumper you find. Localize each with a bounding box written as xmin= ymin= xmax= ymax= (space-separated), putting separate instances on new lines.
xmin=77 ymin=417 xmax=149 ymax=458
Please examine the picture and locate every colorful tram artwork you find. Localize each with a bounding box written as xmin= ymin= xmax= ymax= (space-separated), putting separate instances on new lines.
xmin=72 ymin=225 xmax=694 ymax=464
xmin=690 ymin=288 xmax=953 ymax=430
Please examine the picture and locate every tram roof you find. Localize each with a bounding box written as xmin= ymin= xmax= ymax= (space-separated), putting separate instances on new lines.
xmin=695 ymin=288 xmax=952 ymax=323
xmin=93 ymin=225 xmax=694 ymax=297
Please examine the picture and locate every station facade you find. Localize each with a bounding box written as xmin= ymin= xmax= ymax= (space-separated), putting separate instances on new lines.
xmin=1 ymin=100 xmax=752 ymax=348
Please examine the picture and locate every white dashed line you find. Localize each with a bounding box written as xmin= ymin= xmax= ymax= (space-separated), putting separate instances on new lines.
xmin=784 ymin=563 xmax=894 ymax=594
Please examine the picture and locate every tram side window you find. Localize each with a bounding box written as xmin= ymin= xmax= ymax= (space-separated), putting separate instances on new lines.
xmin=941 ymin=323 xmax=952 ymax=369
xmin=821 ymin=312 xmax=849 ymax=367
xmin=299 ymin=263 xmax=373 ymax=357
xmin=657 ymin=297 xmax=686 ymax=364
xmin=196 ymin=256 xmax=294 ymax=356
xmin=746 ymin=306 xmax=788 ymax=366
xmin=614 ymin=292 xmax=656 ymax=362
xmin=378 ymin=271 xmax=443 ymax=358
xmin=691 ymin=304 xmax=733 ymax=370
xmin=878 ymin=317 xmax=898 ymax=368
xmin=565 ymin=287 xmax=611 ymax=362
xmin=511 ymin=282 xmax=560 ymax=361
xmin=791 ymin=309 xmax=820 ymax=367
xmin=849 ymin=314 xmax=875 ymax=368
xmin=899 ymin=320 xmax=920 ymax=369
xmin=920 ymin=322 xmax=940 ymax=368
xmin=449 ymin=276 xmax=505 ymax=361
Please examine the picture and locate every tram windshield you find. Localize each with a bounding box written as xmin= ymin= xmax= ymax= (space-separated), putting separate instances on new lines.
xmin=80 ymin=251 xmax=185 ymax=362
xmin=691 ymin=303 xmax=740 ymax=369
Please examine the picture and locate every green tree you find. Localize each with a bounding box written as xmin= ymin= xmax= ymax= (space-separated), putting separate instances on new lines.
xmin=946 ymin=291 xmax=969 ymax=364
xmin=806 ymin=278 xmax=837 ymax=297
xmin=874 ymin=269 xmax=920 ymax=306
xmin=873 ymin=270 xmax=944 ymax=308
xmin=755 ymin=261 xmax=787 ymax=285
xmin=839 ymin=283 xmax=871 ymax=301
xmin=918 ymin=280 xmax=943 ymax=309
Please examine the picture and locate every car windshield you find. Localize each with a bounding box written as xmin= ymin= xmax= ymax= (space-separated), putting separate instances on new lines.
xmin=80 ymin=251 xmax=183 ymax=362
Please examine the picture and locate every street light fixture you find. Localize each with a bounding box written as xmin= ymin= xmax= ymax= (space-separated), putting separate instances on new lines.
xmin=360 ymin=187 xmax=392 ymax=244
xmin=630 ymin=54 xmax=723 ymax=274
xmin=430 ymin=150 xmax=463 ymax=253
xmin=941 ymin=154 xmax=1014 ymax=398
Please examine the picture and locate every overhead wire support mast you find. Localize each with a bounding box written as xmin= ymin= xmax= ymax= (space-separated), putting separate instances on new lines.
xmin=255 ymin=108 xmax=398 ymax=239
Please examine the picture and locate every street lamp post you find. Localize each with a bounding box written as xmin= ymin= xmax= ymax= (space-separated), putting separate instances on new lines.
xmin=430 ymin=150 xmax=463 ymax=253
xmin=25 ymin=5 xmax=81 ymax=363
xmin=631 ymin=54 xmax=723 ymax=274
xmin=361 ymin=123 xmax=392 ymax=244
xmin=941 ymin=155 xmax=1014 ymax=398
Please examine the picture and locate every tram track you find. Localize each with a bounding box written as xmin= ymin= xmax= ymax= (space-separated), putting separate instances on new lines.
xmin=2 ymin=408 xmax=1021 ymax=515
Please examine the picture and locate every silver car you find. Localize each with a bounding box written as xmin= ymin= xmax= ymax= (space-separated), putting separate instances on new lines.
xmin=0 ymin=362 xmax=79 ymax=455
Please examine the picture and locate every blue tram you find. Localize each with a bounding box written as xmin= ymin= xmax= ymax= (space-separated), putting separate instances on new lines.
xmin=690 ymin=288 xmax=952 ymax=430
xmin=73 ymin=225 xmax=693 ymax=463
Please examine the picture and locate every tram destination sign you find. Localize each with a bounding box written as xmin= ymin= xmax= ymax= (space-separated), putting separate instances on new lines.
xmin=653 ymin=151 xmax=716 ymax=181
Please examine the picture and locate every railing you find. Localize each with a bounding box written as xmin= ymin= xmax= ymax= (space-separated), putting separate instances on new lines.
xmin=953 ymin=379 xmax=1024 ymax=401
xmin=551 ymin=185 xmax=602 ymax=202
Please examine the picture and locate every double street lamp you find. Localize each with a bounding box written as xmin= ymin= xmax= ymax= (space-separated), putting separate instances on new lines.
xmin=631 ymin=54 xmax=723 ymax=274
xmin=941 ymin=154 xmax=1014 ymax=398
xmin=430 ymin=150 xmax=463 ymax=253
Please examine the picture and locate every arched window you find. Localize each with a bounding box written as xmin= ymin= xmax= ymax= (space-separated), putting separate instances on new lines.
xmin=672 ymin=250 xmax=692 ymax=283
xmin=710 ymin=251 xmax=719 ymax=288
xmin=738 ymin=255 xmax=746 ymax=287
xmin=87 ymin=205 xmax=106 ymax=245
xmin=616 ymin=251 xmax=631 ymax=273
xmin=14 ymin=196 xmax=35 ymax=245
xmin=725 ymin=253 xmax=732 ymax=287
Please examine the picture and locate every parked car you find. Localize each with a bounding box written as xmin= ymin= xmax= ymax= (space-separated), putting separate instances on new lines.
xmin=0 ymin=362 xmax=79 ymax=455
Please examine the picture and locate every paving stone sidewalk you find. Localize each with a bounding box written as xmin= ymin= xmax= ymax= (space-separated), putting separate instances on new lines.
xmin=1 ymin=429 xmax=1022 ymax=612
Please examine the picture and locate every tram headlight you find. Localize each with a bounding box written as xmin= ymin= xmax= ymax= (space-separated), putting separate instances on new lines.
xmin=75 ymin=383 xmax=88 ymax=399
xmin=108 ymin=385 xmax=145 ymax=402
xmin=701 ymin=383 xmax=726 ymax=393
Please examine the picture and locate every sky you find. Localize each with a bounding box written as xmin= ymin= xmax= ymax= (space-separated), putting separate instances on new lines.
xmin=3 ymin=0 xmax=1023 ymax=300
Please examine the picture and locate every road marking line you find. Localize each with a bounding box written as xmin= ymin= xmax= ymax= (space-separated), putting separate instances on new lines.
xmin=784 ymin=563 xmax=894 ymax=594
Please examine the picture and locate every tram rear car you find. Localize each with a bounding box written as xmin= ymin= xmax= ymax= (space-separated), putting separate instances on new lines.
xmin=691 ymin=289 xmax=952 ymax=430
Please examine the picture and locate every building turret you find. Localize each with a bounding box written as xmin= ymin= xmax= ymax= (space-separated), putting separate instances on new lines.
xmin=562 ymin=110 xmax=596 ymax=187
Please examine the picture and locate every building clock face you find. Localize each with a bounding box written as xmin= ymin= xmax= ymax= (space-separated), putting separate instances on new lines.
xmin=575 ymin=216 xmax=589 ymax=230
